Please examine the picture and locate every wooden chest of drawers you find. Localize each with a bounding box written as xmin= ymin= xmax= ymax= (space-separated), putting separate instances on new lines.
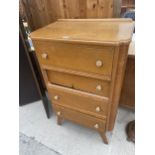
xmin=31 ymin=19 xmax=134 ymax=144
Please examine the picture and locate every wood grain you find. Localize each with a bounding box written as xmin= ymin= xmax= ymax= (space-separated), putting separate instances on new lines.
xmin=42 ymin=64 xmax=112 ymax=81
xmin=121 ymin=0 xmax=135 ymax=15
xmin=54 ymin=104 xmax=108 ymax=144
xmin=33 ymin=40 xmax=114 ymax=76
xmin=120 ymin=54 xmax=135 ymax=109
xmin=20 ymin=0 xmax=114 ymax=31
xmin=108 ymin=44 xmax=129 ymax=131
xmin=113 ymin=0 xmax=122 ymax=17
xmin=48 ymin=83 xmax=108 ymax=119
xmin=31 ymin=19 xmax=134 ymax=142
xmin=31 ymin=19 xmax=134 ymax=45
xmin=47 ymin=70 xmax=111 ymax=97
xmin=53 ymin=104 xmax=106 ymax=132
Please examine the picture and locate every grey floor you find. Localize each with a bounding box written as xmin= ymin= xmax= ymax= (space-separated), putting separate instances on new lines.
xmin=19 ymin=101 xmax=135 ymax=155
xmin=20 ymin=133 xmax=59 ymax=155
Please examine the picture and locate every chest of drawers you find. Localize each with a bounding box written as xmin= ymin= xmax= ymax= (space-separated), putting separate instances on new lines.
xmin=31 ymin=19 xmax=134 ymax=144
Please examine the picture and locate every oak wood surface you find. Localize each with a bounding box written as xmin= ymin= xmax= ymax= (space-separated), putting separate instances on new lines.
xmin=31 ymin=19 xmax=134 ymax=143
xmin=31 ymin=19 xmax=134 ymax=45
xmin=42 ymin=64 xmax=112 ymax=81
xmin=47 ymin=70 xmax=110 ymax=97
xmin=120 ymin=57 xmax=135 ymax=109
xmin=108 ymin=44 xmax=129 ymax=130
xmin=106 ymin=46 xmax=120 ymax=131
xmin=128 ymin=40 xmax=135 ymax=56
xmin=33 ymin=40 xmax=114 ymax=76
xmin=53 ymin=104 xmax=106 ymax=132
xmin=55 ymin=105 xmax=108 ymax=144
xmin=48 ymin=83 xmax=108 ymax=119
xmin=119 ymin=42 xmax=135 ymax=109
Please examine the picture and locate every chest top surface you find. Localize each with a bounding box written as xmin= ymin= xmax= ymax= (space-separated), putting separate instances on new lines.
xmin=31 ymin=19 xmax=134 ymax=45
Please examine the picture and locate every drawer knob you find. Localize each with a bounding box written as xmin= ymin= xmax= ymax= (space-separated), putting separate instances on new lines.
xmin=54 ymin=95 xmax=59 ymax=100
xmin=96 ymin=60 xmax=103 ymax=67
xmin=95 ymin=106 xmax=101 ymax=112
xmin=96 ymin=85 xmax=102 ymax=91
xmin=57 ymin=111 xmax=61 ymax=116
xmin=41 ymin=53 xmax=48 ymax=59
xmin=94 ymin=124 xmax=99 ymax=129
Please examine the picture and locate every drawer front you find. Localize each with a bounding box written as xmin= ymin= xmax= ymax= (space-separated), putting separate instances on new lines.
xmin=53 ymin=104 xmax=106 ymax=132
xmin=47 ymin=70 xmax=110 ymax=97
xmin=48 ymin=84 xmax=108 ymax=119
xmin=33 ymin=41 xmax=114 ymax=76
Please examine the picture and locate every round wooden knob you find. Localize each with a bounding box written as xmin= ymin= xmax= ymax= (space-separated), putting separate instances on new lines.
xmin=41 ymin=53 xmax=48 ymax=59
xmin=94 ymin=124 xmax=99 ymax=129
xmin=95 ymin=106 xmax=101 ymax=112
xmin=96 ymin=60 xmax=103 ymax=67
xmin=57 ymin=111 xmax=61 ymax=116
xmin=54 ymin=95 xmax=59 ymax=100
xmin=96 ymin=85 xmax=102 ymax=91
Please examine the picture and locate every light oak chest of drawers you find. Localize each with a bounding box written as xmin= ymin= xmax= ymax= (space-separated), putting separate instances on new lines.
xmin=31 ymin=19 xmax=134 ymax=144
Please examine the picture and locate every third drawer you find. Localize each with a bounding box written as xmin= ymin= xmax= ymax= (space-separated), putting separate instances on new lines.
xmin=48 ymin=83 xmax=109 ymax=119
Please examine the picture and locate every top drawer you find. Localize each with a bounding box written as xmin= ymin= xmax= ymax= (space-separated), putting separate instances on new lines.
xmin=33 ymin=41 xmax=114 ymax=76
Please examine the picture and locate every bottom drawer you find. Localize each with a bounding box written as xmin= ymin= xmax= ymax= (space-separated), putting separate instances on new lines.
xmin=53 ymin=104 xmax=106 ymax=132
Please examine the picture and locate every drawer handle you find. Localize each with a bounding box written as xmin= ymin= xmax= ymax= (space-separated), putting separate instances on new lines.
xmin=95 ymin=106 xmax=101 ymax=112
xmin=57 ymin=111 xmax=61 ymax=116
xmin=94 ymin=124 xmax=99 ymax=129
xmin=96 ymin=60 xmax=103 ymax=67
xmin=96 ymin=85 xmax=102 ymax=91
xmin=41 ymin=53 xmax=48 ymax=59
xmin=54 ymin=95 xmax=59 ymax=100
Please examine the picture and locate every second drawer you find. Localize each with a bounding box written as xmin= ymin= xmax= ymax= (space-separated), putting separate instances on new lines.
xmin=48 ymin=84 xmax=109 ymax=119
xmin=47 ymin=70 xmax=110 ymax=97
